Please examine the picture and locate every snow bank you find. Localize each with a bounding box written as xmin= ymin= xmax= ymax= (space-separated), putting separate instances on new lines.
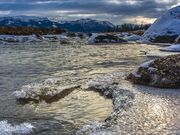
xmin=0 ymin=35 xmax=42 ymax=43
xmin=160 ymin=44 xmax=180 ymax=52
xmin=0 ymin=34 xmax=81 ymax=44
xmin=143 ymin=6 xmax=180 ymax=42
xmin=0 ymin=121 xmax=34 ymax=135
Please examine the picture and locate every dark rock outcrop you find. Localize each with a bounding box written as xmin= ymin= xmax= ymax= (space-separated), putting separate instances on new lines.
xmin=152 ymin=35 xmax=178 ymax=43
xmin=89 ymin=34 xmax=127 ymax=44
xmin=127 ymin=54 xmax=180 ymax=88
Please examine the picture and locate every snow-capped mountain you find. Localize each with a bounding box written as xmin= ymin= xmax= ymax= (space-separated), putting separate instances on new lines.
xmin=0 ymin=16 xmax=115 ymax=33
xmin=143 ymin=6 xmax=180 ymax=42
xmin=0 ymin=16 xmax=60 ymax=29
xmin=51 ymin=18 xmax=115 ymax=32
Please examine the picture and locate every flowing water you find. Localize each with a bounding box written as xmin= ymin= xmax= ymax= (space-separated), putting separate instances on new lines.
xmin=0 ymin=42 xmax=179 ymax=135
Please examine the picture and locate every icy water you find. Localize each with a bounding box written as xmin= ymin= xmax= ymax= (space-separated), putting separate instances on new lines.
xmin=0 ymin=42 xmax=179 ymax=135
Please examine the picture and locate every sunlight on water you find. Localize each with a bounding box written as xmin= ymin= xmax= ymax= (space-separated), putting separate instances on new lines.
xmin=34 ymin=89 xmax=113 ymax=125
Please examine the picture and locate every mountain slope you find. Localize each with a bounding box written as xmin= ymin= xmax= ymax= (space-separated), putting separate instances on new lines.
xmin=143 ymin=6 xmax=180 ymax=42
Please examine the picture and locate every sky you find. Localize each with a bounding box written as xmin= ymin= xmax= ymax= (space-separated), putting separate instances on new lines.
xmin=0 ymin=0 xmax=179 ymax=24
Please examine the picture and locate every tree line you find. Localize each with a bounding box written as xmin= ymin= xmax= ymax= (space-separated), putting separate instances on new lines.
xmin=0 ymin=27 xmax=66 ymax=35
xmin=107 ymin=23 xmax=151 ymax=32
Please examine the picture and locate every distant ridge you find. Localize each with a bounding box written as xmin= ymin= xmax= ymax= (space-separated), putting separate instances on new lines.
xmin=0 ymin=16 xmax=115 ymax=33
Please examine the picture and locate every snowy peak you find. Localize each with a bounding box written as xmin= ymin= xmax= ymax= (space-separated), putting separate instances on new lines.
xmin=0 ymin=16 xmax=59 ymax=29
xmin=75 ymin=18 xmax=114 ymax=27
xmin=49 ymin=18 xmax=115 ymax=32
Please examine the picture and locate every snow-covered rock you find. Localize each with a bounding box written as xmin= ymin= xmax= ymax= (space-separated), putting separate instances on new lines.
xmin=127 ymin=54 xmax=180 ymax=88
xmin=0 ymin=34 xmax=80 ymax=44
xmin=88 ymin=33 xmax=127 ymax=44
xmin=14 ymin=78 xmax=80 ymax=103
xmin=0 ymin=35 xmax=42 ymax=43
xmin=160 ymin=44 xmax=180 ymax=52
xmin=124 ymin=34 xmax=142 ymax=41
xmin=0 ymin=120 xmax=34 ymax=135
xmin=143 ymin=6 xmax=180 ymax=43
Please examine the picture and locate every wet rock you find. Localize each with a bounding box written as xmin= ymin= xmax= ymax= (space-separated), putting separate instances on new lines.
xmin=60 ymin=39 xmax=70 ymax=44
xmin=127 ymin=54 xmax=180 ymax=88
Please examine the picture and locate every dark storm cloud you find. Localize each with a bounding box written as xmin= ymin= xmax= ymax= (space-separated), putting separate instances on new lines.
xmin=0 ymin=0 xmax=179 ymax=23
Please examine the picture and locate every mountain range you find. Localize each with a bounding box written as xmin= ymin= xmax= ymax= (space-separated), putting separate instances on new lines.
xmin=0 ymin=16 xmax=115 ymax=33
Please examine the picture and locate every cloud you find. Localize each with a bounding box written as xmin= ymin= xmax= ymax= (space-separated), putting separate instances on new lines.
xmin=0 ymin=0 xmax=179 ymax=24
xmin=0 ymin=10 xmax=11 ymax=15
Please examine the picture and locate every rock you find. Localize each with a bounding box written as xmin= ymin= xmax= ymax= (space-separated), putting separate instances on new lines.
xmin=127 ymin=54 xmax=180 ymax=88
xmin=66 ymin=32 xmax=76 ymax=37
xmin=88 ymin=34 xmax=127 ymax=44
xmin=124 ymin=34 xmax=142 ymax=41
xmin=14 ymin=78 xmax=81 ymax=103
xmin=152 ymin=35 xmax=178 ymax=43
